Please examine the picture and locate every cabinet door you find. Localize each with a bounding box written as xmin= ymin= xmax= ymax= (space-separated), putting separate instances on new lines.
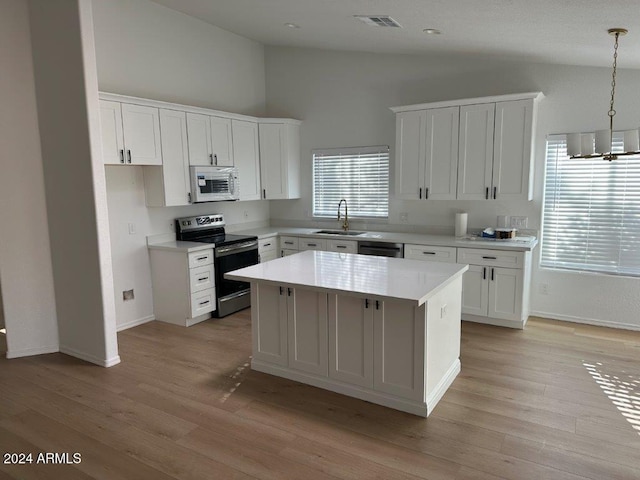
xmin=488 ymin=267 xmax=523 ymax=321
xmin=373 ymin=299 xmax=425 ymax=401
xmin=287 ymin=289 xmax=328 ymax=375
xmin=425 ymin=107 xmax=459 ymax=200
xmin=492 ymin=99 xmax=533 ymax=201
xmin=395 ymin=111 xmax=425 ymax=200
xmin=232 ymin=119 xmax=261 ymax=200
xmin=186 ymin=113 xmax=212 ymax=166
xmin=457 ymin=103 xmax=495 ymax=200
xmin=328 ymin=295 xmax=373 ymax=388
xmin=252 ymin=283 xmax=288 ymax=366
xmin=461 ymin=265 xmax=488 ymax=316
xmin=99 ymin=100 xmax=125 ymax=164
xmin=210 ymin=116 xmax=234 ymax=166
xmin=157 ymin=109 xmax=190 ymax=206
xmin=259 ymin=250 xmax=278 ymax=263
xmin=121 ymin=103 xmax=162 ymax=165
xmin=259 ymin=123 xmax=286 ymax=199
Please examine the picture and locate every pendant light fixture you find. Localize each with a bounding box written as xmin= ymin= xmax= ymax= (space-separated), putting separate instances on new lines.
xmin=567 ymin=28 xmax=640 ymax=161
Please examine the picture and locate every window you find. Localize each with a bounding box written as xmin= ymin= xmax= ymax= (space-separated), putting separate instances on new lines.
xmin=541 ymin=133 xmax=640 ymax=276
xmin=312 ymin=145 xmax=389 ymax=218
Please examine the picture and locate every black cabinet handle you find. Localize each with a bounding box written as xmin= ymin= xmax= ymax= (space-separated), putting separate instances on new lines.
xmin=425 ymin=188 xmax=429 ymax=199
xmin=482 ymin=256 xmax=497 ymax=260
xmin=281 ymin=250 xmax=284 ymax=257
xmin=119 ymin=149 xmax=124 ymax=163
xmin=196 ymin=256 xmax=208 ymax=261
xmin=485 ymin=187 xmax=489 ymax=199
xmin=214 ymin=154 xmax=218 ymax=165
xmin=308 ymin=243 xmax=317 ymax=247
xmin=127 ymin=150 xmax=132 ymax=163
xmin=375 ymin=300 xmax=380 ymax=310
xmin=419 ymin=187 xmax=422 ymax=199
xmin=287 ymin=288 xmax=292 ymax=296
xmin=493 ymin=186 xmax=497 ymax=199
xmin=187 ymin=192 xmax=192 ymax=203
xmin=483 ymin=267 xmax=486 ymax=280
xmin=365 ymin=299 xmax=369 ymax=309
xmin=209 ymin=153 xmax=214 ymax=165
xmin=263 ymin=189 xmax=266 ymax=199
xmin=279 ymin=286 xmax=284 ymax=295
xmin=491 ymin=268 xmax=495 ymax=281
xmin=422 ymin=251 xmax=436 ymax=255
xmin=263 ymin=243 xmax=271 ymax=247
xmin=198 ymin=300 xmax=210 ymax=306
xmin=337 ymin=245 xmax=347 ymax=249
xmin=198 ymin=277 xmax=208 ymax=281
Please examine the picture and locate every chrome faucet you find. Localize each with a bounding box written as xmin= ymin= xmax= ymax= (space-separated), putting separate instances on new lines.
xmin=337 ymin=199 xmax=349 ymax=231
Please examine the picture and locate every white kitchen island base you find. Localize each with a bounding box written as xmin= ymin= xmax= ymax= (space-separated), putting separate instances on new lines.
xmin=227 ymin=251 xmax=468 ymax=417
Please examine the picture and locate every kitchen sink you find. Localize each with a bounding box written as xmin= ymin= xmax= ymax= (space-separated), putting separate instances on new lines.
xmin=314 ymin=230 xmax=366 ymax=236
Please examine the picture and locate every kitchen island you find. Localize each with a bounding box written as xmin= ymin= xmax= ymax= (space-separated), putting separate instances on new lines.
xmin=226 ymin=250 xmax=468 ymax=416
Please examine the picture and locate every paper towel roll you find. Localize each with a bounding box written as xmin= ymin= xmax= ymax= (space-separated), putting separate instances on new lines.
xmin=455 ymin=213 xmax=468 ymax=237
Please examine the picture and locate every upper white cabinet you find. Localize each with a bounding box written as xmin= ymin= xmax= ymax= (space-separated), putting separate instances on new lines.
xmin=392 ymin=92 xmax=541 ymax=202
xmin=100 ymin=100 xmax=162 ymax=165
xmin=232 ymin=119 xmax=261 ymax=201
xmin=186 ymin=113 xmax=234 ymax=167
xmin=144 ymin=109 xmax=191 ymax=207
xmin=395 ymin=107 xmax=459 ymax=201
xmin=259 ymin=120 xmax=301 ymax=200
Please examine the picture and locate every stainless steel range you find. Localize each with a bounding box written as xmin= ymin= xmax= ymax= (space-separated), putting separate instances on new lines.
xmin=175 ymin=214 xmax=258 ymax=317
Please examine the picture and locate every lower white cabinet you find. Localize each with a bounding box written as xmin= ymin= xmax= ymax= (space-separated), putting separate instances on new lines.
xmin=404 ymin=244 xmax=456 ymax=263
xmin=149 ymin=247 xmax=216 ymax=327
xmin=458 ymin=247 xmax=530 ymax=327
xmin=252 ymin=283 xmax=327 ymax=373
xmin=279 ymin=236 xmax=358 ymax=256
xmin=258 ymin=237 xmax=278 ymax=263
xmin=299 ymin=238 xmax=326 ymax=251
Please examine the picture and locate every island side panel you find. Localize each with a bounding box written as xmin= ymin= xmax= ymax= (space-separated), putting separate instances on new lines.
xmin=425 ymin=275 xmax=463 ymax=414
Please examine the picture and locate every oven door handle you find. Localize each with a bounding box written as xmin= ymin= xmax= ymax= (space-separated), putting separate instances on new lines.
xmin=216 ymin=240 xmax=259 ymax=257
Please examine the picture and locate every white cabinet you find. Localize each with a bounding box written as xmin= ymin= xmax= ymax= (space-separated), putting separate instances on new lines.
xmin=395 ymin=107 xmax=459 ymax=200
xmin=457 ymin=247 xmax=530 ymax=327
xmin=404 ymin=244 xmax=457 ymax=263
xmin=258 ymin=121 xmax=301 ymax=199
xmin=100 ymin=100 xmax=162 ymax=165
xmin=258 ymin=237 xmax=278 ymax=263
xmin=279 ymin=236 xmax=299 ymax=257
xmin=328 ymin=295 xmax=374 ymax=387
xmin=232 ymin=119 xmax=261 ymax=201
xmin=149 ymin=247 xmax=216 ymax=327
xmin=252 ymin=283 xmax=328 ymax=373
xmin=457 ymin=103 xmax=495 ymax=200
xmin=144 ymin=109 xmax=191 ymax=206
xmin=326 ymin=239 xmax=358 ymax=254
xmin=186 ymin=113 xmax=234 ymax=166
xmin=392 ymin=93 xmax=541 ymax=202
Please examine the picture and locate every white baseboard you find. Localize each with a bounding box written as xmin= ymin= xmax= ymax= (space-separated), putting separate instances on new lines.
xmin=6 ymin=344 xmax=59 ymax=359
xmin=530 ymin=311 xmax=640 ymax=332
xmin=59 ymin=344 xmax=121 ymax=367
xmin=426 ymin=359 xmax=460 ymax=416
xmin=461 ymin=313 xmax=525 ymax=329
xmin=116 ymin=314 xmax=155 ymax=332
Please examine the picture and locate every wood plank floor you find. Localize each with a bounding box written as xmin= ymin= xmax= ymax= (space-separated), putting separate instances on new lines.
xmin=1 ymin=313 xmax=639 ymax=479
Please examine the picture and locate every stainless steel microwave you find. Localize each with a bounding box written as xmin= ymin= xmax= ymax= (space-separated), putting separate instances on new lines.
xmin=190 ymin=166 xmax=239 ymax=203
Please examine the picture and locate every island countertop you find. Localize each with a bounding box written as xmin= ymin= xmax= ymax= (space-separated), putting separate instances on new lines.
xmin=226 ymin=250 xmax=468 ymax=306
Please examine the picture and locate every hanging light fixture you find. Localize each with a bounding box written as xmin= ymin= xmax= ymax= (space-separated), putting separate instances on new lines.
xmin=567 ymin=28 xmax=640 ymax=161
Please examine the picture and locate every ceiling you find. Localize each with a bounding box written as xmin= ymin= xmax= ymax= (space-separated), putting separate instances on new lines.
xmin=150 ymin=0 xmax=640 ymax=68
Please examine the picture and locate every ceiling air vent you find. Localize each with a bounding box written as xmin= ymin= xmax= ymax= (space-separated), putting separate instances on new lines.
xmin=354 ymin=15 xmax=402 ymax=28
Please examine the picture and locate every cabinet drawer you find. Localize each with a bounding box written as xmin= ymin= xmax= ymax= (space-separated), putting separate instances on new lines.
xmin=404 ymin=244 xmax=456 ymax=263
xmin=259 ymin=237 xmax=277 ymax=253
xmin=189 ymin=264 xmax=215 ymax=293
xmin=190 ymin=288 xmax=216 ymax=317
xmin=279 ymin=236 xmax=299 ymax=250
xmin=188 ymin=249 xmax=213 ymax=268
xmin=457 ymin=248 xmax=523 ymax=268
xmin=327 ymin=239 xmax=358 ymax=254
xmin=300 ymin=238 xmax=326 ymax=251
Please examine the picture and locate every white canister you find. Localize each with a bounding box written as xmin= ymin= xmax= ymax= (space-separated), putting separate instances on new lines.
xmin=455 ymin=213 xmax=468 ymax=237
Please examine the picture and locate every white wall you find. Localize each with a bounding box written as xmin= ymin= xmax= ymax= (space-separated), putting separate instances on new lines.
xmin=0 ymin=0 xmax=59 ymax=358
xmin=29 ymin=0 xmax=120 ymax=366
xmin=264 ymin=47 xmax=640 ymax=330
xmin=92 ymin=0 xmax=270 ymax=329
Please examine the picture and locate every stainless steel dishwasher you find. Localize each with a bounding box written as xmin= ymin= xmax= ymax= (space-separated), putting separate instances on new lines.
xmin=358 ymin=241 xmax=404 ymax=257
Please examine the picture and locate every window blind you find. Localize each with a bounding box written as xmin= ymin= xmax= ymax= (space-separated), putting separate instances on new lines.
xmin=541 ymin=133 xmax=640 ymax=276
xmin=312 ymin=146 xmax=389 ymax=218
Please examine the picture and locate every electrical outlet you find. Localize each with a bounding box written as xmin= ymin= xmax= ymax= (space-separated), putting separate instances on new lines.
xmin=440 ymin=304 xmax=448 ymax=318
xmin=128 ymin=222 xmax=136 ymax=235
xmin=510 ymin=216 xmax=528 ymax=229
xmin=538 ymin=283 xmax=549 ymax=295
xmin=123 ymin=289 xmax=134 ymax=301
xmin=244 ymin=210 xmax=249 ymax=219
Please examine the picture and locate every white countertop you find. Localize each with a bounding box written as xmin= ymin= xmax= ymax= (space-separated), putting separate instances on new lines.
xmin=226 ymin=250 xmax=468 ymax=306
xmin=147 ymin=240 xmax=213 ymax=253
xmin=233 ymin=226 xmax=538 ymax=252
